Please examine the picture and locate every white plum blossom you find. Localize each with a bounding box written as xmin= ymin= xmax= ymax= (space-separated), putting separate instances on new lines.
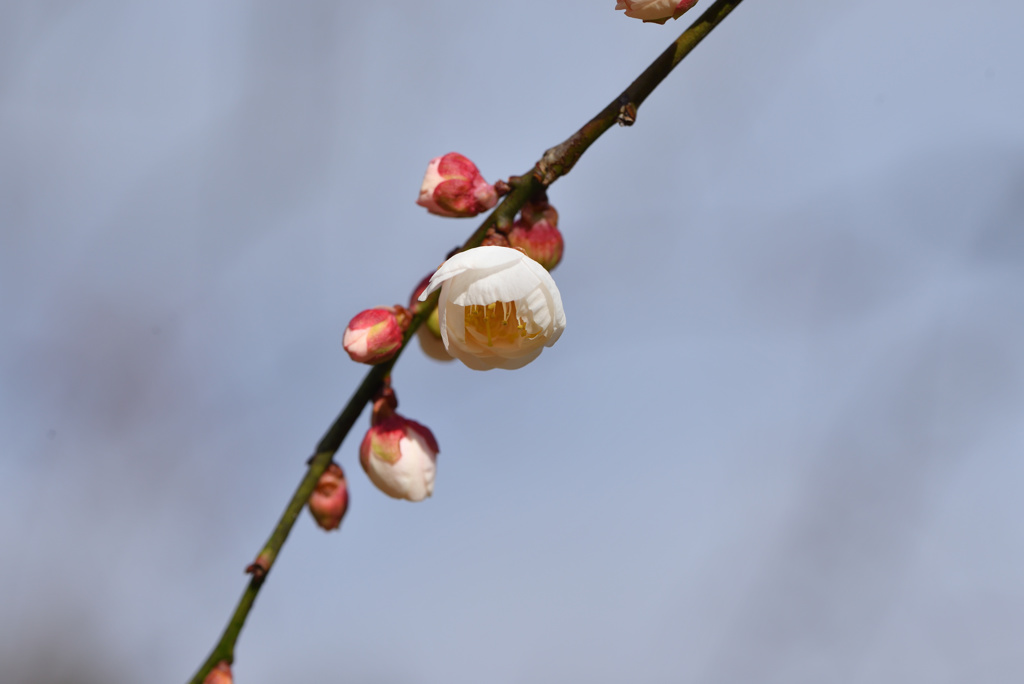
xmin=615 ymin=0 xmax=698 ymax=24
xmin=419 ymin=246 xmax=566 ymax=371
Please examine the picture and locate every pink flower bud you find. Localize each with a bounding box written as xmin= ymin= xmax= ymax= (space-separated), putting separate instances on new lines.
xmin=417 ymin=152 xmax=498 ymax=218
xmin=308 ymin=462 xmax=349 ymax=531
xmin=360 ymin=414 xmax=439 ymax=502
xmin=343 ymin=306 xmax=409 ymax=365
xmin=409 ymin=274 xmax=434 ymax=316
xmin=615 ymin=0 xmax=698 ymax=24
xmin=204 ymin=662 xmax=232 ymax=684
xmin=507 ymin=201 xmax=564 ymax=271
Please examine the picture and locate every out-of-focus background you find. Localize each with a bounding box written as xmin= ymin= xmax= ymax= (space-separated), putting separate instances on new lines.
xmin=2 ymin=1 xmax=1023 ymax=682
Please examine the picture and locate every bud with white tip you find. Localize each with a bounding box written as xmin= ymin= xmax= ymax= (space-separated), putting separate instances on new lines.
xmin=360 ymin=387 xmax=439 ymax=502
xmin=416 ymin=152 xmax=498 ymax=218
xmin=343 ymin=306 xmax=409 ymax=365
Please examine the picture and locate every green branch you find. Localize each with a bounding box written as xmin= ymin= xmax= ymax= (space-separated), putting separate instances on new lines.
xmin=187 ymin=2 xmax=744 ymax=681
xmin=536 ymin=0 xmax=743 ymax=185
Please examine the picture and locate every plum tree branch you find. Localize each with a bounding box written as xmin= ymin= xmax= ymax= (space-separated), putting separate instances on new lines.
xmin=187 ymin=2 xmax=744 ymax=681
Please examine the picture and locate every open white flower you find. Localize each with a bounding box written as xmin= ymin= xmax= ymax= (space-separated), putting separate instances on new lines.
xmin=419 ymin=246 xmax=566 ymax=371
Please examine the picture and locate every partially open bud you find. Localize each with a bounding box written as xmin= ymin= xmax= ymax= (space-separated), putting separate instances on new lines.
xmin=308 ymin=462 xmax=349 ymax=531
xmin=343 ymin=306 xmax=409 ymax=365
xmin=360 ymin=416 xmax=438 ymax=501
xmin=204 ymin=662 xmax=232 ymax=684
xmin=417 ymin=152 xmax=498 ymax=218
xmin=615 ymin=0 xmax=698 ymax=24
xmin=507 ymin=200 xmax=563 ymax=271
xmin=360 ymin=390 xmax=438 ymax=501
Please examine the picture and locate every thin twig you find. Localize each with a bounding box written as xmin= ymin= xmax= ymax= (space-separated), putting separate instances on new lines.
xmin=187 ymin=2 xmax=743 ymax=681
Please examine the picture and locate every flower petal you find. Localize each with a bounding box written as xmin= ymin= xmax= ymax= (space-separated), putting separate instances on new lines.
xmin=450 ymin=265 xmax=544 ymax=307
xmin=419 ymin=246 xmax=526 ymax=300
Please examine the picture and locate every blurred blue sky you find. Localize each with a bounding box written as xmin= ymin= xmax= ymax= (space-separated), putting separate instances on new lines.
xmin=2 ymin=1 xmax=1023 ymax=683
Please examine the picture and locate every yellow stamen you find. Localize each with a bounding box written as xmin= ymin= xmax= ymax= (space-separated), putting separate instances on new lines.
xmin=464 ymin=301 xmax=540 ymax=347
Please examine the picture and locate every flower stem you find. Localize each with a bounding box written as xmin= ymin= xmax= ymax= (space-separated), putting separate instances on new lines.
xmin=187 ymin=2 xmax=743 ymax=681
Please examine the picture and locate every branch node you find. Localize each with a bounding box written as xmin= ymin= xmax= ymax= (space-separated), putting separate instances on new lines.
xmin=244 ymin=551 xmax=272 ymax=584
xmin=536 ymin=142 xmax=571 ymax=186
xmin=481 ymin=229 xmax=511 ymax=246
xmin=617 ymin=97 xmax=637 ymax=126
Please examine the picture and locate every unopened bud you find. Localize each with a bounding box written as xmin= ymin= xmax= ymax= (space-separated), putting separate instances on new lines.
xmin=204 ymin=662 xmax=232 ymax=684
xmin=417 ymin=152 xmax=498 ymax=218
xmin=308 ymin=462 xmax=350 ymax=531
xmin=409 ymin=274 xmax=434 ymax=317
xmin=409 ymin=274 xmax=454 ymax=362
xmin=343 ymin=306 xmax=409 ymax=365
xmin=507 ymin=201 xmax=563 ymax=271
xmin=424 ymin=307 xmax=443 ymax=339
